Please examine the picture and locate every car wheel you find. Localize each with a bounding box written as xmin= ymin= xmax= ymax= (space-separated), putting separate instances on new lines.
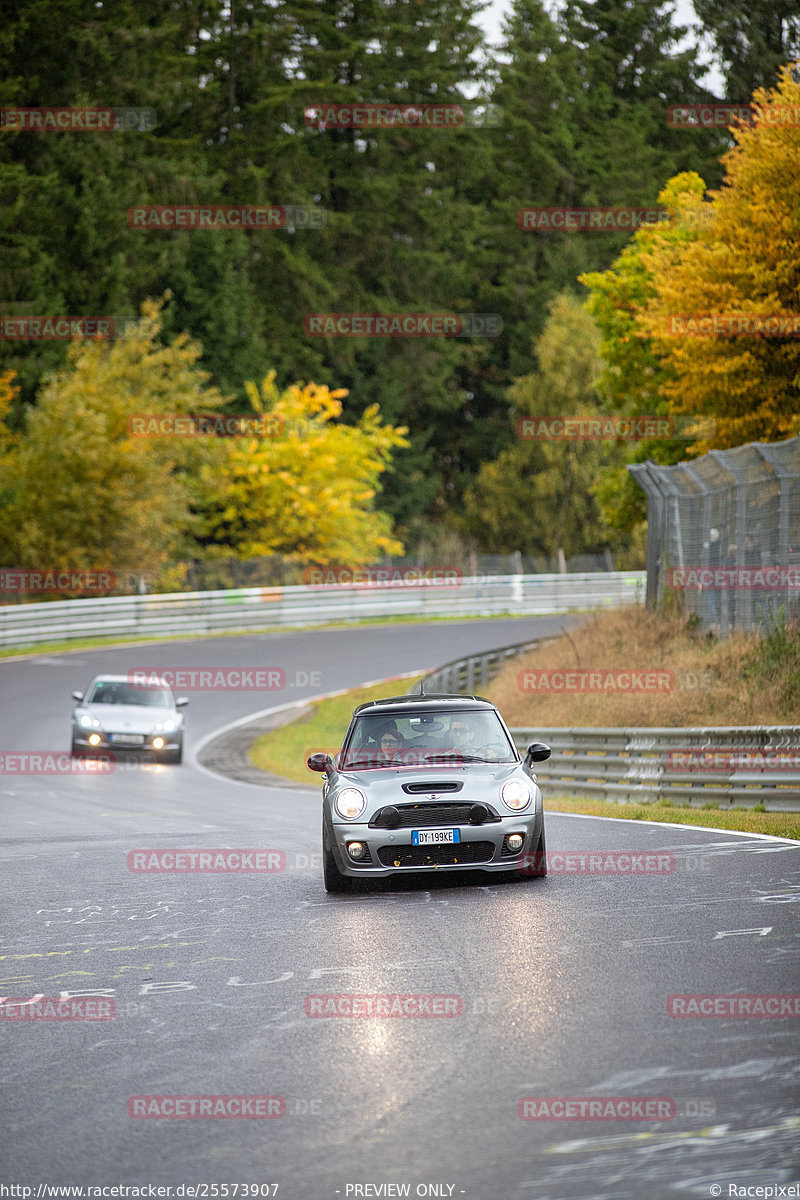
xmin=323 ymin=823 xmax=353 ymax=893
xmin=71 ymin=735 xmax=83 ymax=758
xmin=160 ymin=738 xmax=183 ymax=765
xmin=525 ymin=826 xmax=548 ymax=877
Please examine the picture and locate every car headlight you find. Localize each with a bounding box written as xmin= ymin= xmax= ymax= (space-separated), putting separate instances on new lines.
xmin=334 ymin=787 xmax=367 ymax=820
xmin=154 ymin=719 xmax=178 ymax=732
xmin=501 ymin=780 xmax=532 ymax=811
xmin=78 ymin=713 xmax=101 ymax=729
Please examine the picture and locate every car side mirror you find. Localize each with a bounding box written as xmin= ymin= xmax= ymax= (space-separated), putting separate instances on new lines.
xmin=175 ymin=697 xmax=189 ymax=708
xmin=71 ymin=691 xmax=83 ymax=702
xmin=525 ymin=742 xmax=551 ymax=764
xmin=307 ymin=752 xmax=333 ymax=774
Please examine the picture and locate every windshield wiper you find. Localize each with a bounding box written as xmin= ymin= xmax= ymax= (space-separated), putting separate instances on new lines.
xmin=422 ymin=753 xmax=486 ymax=763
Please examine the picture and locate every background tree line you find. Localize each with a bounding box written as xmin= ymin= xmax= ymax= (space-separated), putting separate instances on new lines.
xmin=1 ymin=0 xmax=797 ymax=576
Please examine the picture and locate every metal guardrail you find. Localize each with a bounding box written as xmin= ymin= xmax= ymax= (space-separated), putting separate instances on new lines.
xmin=418 ymin=636 xmax=558 ymax=696
xmin=415 ymin=640 xmax=800 ymax=811
xmin=510 ymin=726 xmax=800 ymax=811
xmin=0 ymin=571 xmax=644 ymax=647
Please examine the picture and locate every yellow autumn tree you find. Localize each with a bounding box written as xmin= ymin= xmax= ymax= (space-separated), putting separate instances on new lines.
xmin=0 ymin=370 xmax=22 ymax=563
xmin=197 ymin=371 xmax=408 ymax=563
xmin=641 ymin=64 xmax=800 ymax=450
xmin=0 ymin=299 xmax=229 ymax=579
xmin=0 ymin=370 xmax=20 ymax=453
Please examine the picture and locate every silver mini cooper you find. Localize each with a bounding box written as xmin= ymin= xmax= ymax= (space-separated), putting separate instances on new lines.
xmin=307 ymin=692 xmax=550 ymax=892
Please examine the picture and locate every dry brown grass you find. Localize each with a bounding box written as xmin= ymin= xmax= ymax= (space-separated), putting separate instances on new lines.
xmin=486 ymin=606 xmax=780 ymax=727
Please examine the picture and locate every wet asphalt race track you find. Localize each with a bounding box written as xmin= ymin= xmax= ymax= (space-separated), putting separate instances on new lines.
xmin=1 ymin=617 xmax=799 ymax=1200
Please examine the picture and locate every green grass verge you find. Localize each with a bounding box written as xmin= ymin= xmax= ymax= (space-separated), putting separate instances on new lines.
xmin=249 ymin=674 xmax=426 ymax=780
xmin=249 ymin=677 xmax=800 ymax=840
xmin=543 ymin=793 xmax=799 ymax=840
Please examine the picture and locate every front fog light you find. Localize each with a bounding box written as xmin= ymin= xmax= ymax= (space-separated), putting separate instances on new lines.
xmin=88 ymin=733 xmax=101 ymax=746
xmin=152 ymin=736 xmax=165 ymax=750
xmin=507 ymin=833 xmax=524 ymax=852
xmin=347 ymin=842 xmax=366 ymax=860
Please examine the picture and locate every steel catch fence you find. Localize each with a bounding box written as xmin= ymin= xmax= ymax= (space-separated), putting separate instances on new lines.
xmin=629 ymin=435 xmax=800 ymax=636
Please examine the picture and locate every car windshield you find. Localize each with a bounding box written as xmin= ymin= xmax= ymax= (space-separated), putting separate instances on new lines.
xmin=86 ymin=682 xmax=172 ymax=708
xmin=339 ymin=708 xmax=517 ymax=770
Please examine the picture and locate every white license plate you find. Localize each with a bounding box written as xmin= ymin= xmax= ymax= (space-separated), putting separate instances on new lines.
xmin=110 ymin=733 xmax=144 ymax=745
xmin=411 ymin=828 xmax=460 ymax=846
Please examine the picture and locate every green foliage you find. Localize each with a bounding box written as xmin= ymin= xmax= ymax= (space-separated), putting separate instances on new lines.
xmin=691 ymin=0 xmax=800 ymax=95
xmin=741 ymin=615 xmax=800 ymax=719
xmin=2 ymin=0 xmax=784 ymax=558
xmin=0 ymin=0 xmax=738 ymax=547
xmin=462 ymin=293 xmax=630 ymax=558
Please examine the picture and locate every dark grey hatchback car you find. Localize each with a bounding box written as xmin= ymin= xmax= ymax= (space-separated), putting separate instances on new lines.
xmin=307 ymin=692 xmax=551 ymax=892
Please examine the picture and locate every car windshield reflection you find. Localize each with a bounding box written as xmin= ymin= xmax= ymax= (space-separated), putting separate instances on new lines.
xmin=339 ymin=708 xmax=516 ymax=770
xmin=87 ymin=684 xmax=171 ymax=708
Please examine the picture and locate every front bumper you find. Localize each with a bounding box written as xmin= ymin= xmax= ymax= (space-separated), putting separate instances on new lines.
xmin=328 ymin=809 xmax=544 ymax=877
xmin=72 ymin=730 xmax=183 ymax=753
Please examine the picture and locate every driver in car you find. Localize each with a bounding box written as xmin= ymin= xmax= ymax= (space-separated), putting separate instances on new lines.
xmin=449 ymin=719 xmax=476 ymax=754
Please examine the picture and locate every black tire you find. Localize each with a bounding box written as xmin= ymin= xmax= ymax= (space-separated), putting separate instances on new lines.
xmin=71 ymin=735 xmax=83 ymax=758
xmin=323 ymin=822 xmax=353 ymax=893
xmin=160 ymin=738 xmax=183 ymax=765
xmin=525 ymin=825 xmax=548 ymax=877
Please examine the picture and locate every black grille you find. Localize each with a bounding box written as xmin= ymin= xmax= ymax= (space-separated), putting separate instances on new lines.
xmin=377 ymin=841 xmax=495 ymax=868
xmin=370 ymin=802 xmax=501 ymax=829
xmin=402 ymin=781 xmax=463 ymax=795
